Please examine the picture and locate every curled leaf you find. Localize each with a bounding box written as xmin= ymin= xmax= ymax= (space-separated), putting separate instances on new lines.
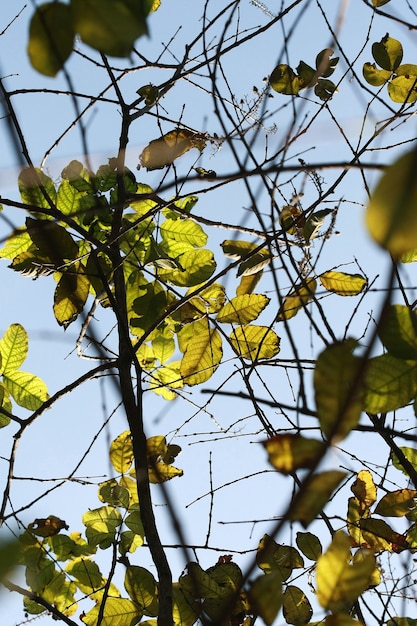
xmin=140 ymin=130 xmax=207 ymax=170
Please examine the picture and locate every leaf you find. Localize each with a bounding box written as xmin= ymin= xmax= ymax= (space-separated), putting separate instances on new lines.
xmin=53 ymin=269 xmax=90 ymax=328
xmin=277 ymin=278 xmax=316 ymax=321
xmin=0 ymin=228 xmax=32 ymax=260
xmin=264 ymin=435 xmax=325 ymax=475
xmin=124 ymin=566 xmax=158 ymax=612
xmin=388 ymin=75 xmax=417 ymax=103
xmin=314 ymin=79 xmax=337 ymax=101
xmin=256 ymin=535 xmax=303 ymax=579
xmin=270 ymin=64 xmax=299 ymax=95
xmin=359 ymin=517 xmax=396 ymax=551
xmin=148 ymin=460 xmax=182 ymax=483
xmin=324 ymin=616 xmax=367 ymax=626
xmin=236 ymin=272 xmax=264 ymax=296
xmin=230 ymin=325 xmax=280 ymax=361
xmin=289 ymin=471 xmax=347 ymax=527
xmin=82 ymin=506 xmax=122 ymax=549
xmin=27 ymin=2 xmax=74 ymax=76
xmin=98 ymin=480 xmax=130 ymax=509
xmin=351 ymin=470 xmax=377 ymax=510
xmin=0 ymin=324 xmax=28 ymax=375
xmin=172 ymin=583 xmax=200 ymax=626
xmin=4 ymin=371 xmax=49 ymax=410
xmin=296 ymin=532 xmax=322 ymax=561
xmin=316 ymin=531 xmax=376 ymax=612
xmin=81 ymin=597 xmax=142 ymax=626
xmin=282 ymin=585 xmax=313 ymax=625
xmin=110 ymin=431 xmax=134 ymax=474
xmin=363 ymin=354 xmax=417 ymax=413
xmin=372 ymin=0 xmax=391 ymax=6
xmin=180 ymin=319 xmax=222 ymax=385
xmin=314 ymin=340 xmax=363 ymax=441
xmin=392 ymin=447 xmax=417 ymax=476
xmin=158 ymin=249 xmax=216 ymax=287
xmin=378 ymin=304 xmax=417 ymax=359
xmin=366 ymin=149 xmax=417 ymax=258
xmin=320 ymin=271 xmax=367 ymax=296
xmin=140 ymin=130 xmax=207 ymax=170
xmin=374 ymin=489 xmax=417 ymax=517
xmin=216 ymin=294 xmax=270 ymax=324
xmin=160 ymin=218 xmax=208 ymax=248
xmin=18 ymin=168 xmax=56 ymax=209
xmin=28 ymin=516 xmax=68 ymax=538
xmin=237 ymin=250 xmax=272 ymax=277
xmin=387 ymin=620 xmax=417 ymax=626
xmin=372 ymin=34 xmax=403 ymax=72
xmin=362 ymin=62 xmax=391 ymax=86
xmin=248 ymin=570 xmax=283 ymax=626
xmin=347 ymin=497 xmax=368 ymax=547
xmin=26 ymin=217 xmax=78 ymax=263
xmin=303 ymin=209 xmax=332 ymax=242
xmin=71 ymin=0 xmax=148 ymax=57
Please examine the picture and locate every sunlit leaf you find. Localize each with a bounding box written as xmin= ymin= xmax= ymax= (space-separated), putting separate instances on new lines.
xmin=374 ymin=489 xmax=417 ymax=517
xmin=81 ymin=597 xmax=142 ymax=626
xmin=248 ymin=570 xmax=283 ymax=626
xmin=366 ymin=149 xmax=417 ymax=258
xmin=388 ymin=75 xmax=417 ymax=103
xmin=363 ymin=354 xmax=417 ymax=413
xmin=347 ymin=497 xmax=368 ymax=547
xmin=110 ymin=431 xmax=134 ymax=474
xmin=230 ymin=325 xmax=280 ymax=361
xmin=270 ymin=64 xmax=299 ymax=95
xmin=158 ymin=249 xmax=216 ymax=287
xmin=71 ymin=0 xmax=148 ymax=57
xmin=149 ymin=362 xmax=183 ymax=400
xmin=18 ymin=167 xmax=57 ymax=209
xmin=53 ymin=268 xmax=90 ymax=328
xmin=0 ymin=324 xmax=28 ymax=374
xmin=237 ymin=250 xmax=272 ymax=277
xmin=4 ymin=371 xmax=49 ymax=410
xmin=324 ymin=615 xmax=368 ymax=626
xmin=362 ymin=62 xmax=391 ymax=86
xmin=180 ymin=319 xmax=222 ymax=385
xmin=256 ymin=535 xmax=303 ymax=579
xmin=372 ymin=34 xmax=403 ymax=71
xmin=140 ymin=130 xmax=207 ymax=170
xmin=282 ymin=585 xmax=313 ymax=625
xmin=392 ymin=447 xmax=417 ymax=477
xmin=217 ymin=294 xmax=270 ymax=324
xmin=378 ymin=304 xmax=417 ymax=359
xmin=98 ymin=480 xmax=130 ymax=509
xmin=160 ymin=218 xmax=207 ymax=249
xmin=315 ymin=340 xmax=363 ymax=441
xmin=236 ymin=272 xmax=264 ymax=296
xmin=277 ymin=278 xmax=316 ymax=321
xmin=125 ymin=566 xmax=158 ymax=611
xmin=0 ymin=228 xmax=33 ymax=260
xmin=319 ymin=271 xmax=367 ymax=296
xmin=172 ymin=582 xmax=200 ymax=626
xmin=289 ymin=471 xmax=347 ymax=527
xmin=264 ymin=434 xmax=325 ymax=475
xmin=27 ymin=2 xmax=74 ymax=76
xmin=316 ymin=531 xmax=376 ymax=612
xmin=359 ymin=517 xmax=396 ymax=551
xmin=303 ymin=209 xmax=332 ymax=242
xmin=296 ymin=532 xmax=322 ymax=561
xmin=351 ymin=470 xmax=377 ymax=510
xmin=186 ymin=283 xmax=226 ymax=315
xmin=82 ymin=506 xmax=122 ymax=549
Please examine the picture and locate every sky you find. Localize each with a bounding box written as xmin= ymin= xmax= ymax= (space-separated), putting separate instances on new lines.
xmin=1 ymin=1 xmax=417 ymax=625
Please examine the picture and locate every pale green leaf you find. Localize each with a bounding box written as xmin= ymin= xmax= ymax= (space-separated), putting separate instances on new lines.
xmin=296 ymin=532 xmax=322 ymax=561
xmin=362 ymin=62 xmax=392 ymax=86
xmin=363 ymin=354 xmax=417 ymax=413
xmin=82 ymin=506 xmax=122 ymax=549
xmin=230 ymin=325 xmax=280 ymax=360
xmin=180 ymin=319 xmax=222 ymax=385
xmin=4 ymin=371 xmax=49 ymax=410
xmin=81 ymin=597 xmax=142 ymax=626
xmin=149 ymin=362 xmax=184 ymax=400
xmin=0 ymin=324 xmax=28 ymax=374
xmin=320 ymin=271 xmax=367 ymax=296
xmin=125 ymin=566 xmax=158 ymax=612
xmin=110 ymin=430 xmax=134 ymax=474
xmin=217 ymin=294 xmax=270 ymax=324
xmin=0 ymin=228 xmax=32 ymax=260
xmin=158 ymin=249 xmax=216 ymax=287
xmin=378 ymin=304 xmax=417 ymax=359
xmin=27 ymin=2 xmax=74 ymax=76
xmin=18 ymin=168 xmax=57 ymax=209
xmin=160 ymin=218 xmax=207 ymax=248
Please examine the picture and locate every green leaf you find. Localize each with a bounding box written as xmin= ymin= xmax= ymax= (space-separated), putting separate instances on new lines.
xmin=256 ymin=535 xmax=304 ymax=580
xmin=316 ymin=531 xmax=376 ymax=612
xmin=172 ymin=583 xmax=200 ymax=626
xmin=0 ymin=324 xmax=28 ymax=375
xmin=270 ymin=64 xmax=299 ymax=96
xmin=282 ymin=585 xmax=313 ymax=625
xmin=392 ymin=447 xmax=417 ymax=476
xmin=0 ymin=228 xmax=33 ymax=260
xmin=363 ymin=354 xmax=417 ymax=413
xmin=378 ymin=304 xmax=417 ymax=359
xmin=388 ymin=75 xmax=417 ymax=103
xmin=180 ymin=319 xmax=222 ymax=385
xmin=248 ymin=570 xmax=283 ymax=626
xmin=362 ymin=62 xmax=391 ymax=86
xmin=372 ymin=34 xmax=403 ymax=71
xmin=53 ymin=268 xmax=90 ymax=328
xmin=82 ymin=506 xmax=122 ymax=549
xmin=277 ymin=278 xmax=316 ymax=321
xmin=149 ymin=362 xmax=183 ymax=400
xmin=319 ymin=271 xmax=367 ymax=296
xmin=71 ymin=0 xmax=148 ymax=57
xmin=316 ymin=48 xmax=338 ymax=78
xmin=374 ymin=489 xmax=417 ymax=517
xmin=81 ymin=597 xmax=142 ymax=626
xmin=314 ymin=79 xmax=337 ymax=101
xmin=230 ymin=325 xmax=280 ymax=361
xmin=140 ymin=129 xmax=207 ymax=170
xmin=314 ymin=340 xmax=363 ymax=441
xmin=18 ymin=168 xmax=56 ymax=209
xmin=27 ymin=2 xmax=74 ymax=76
xmin=110 ymin=430 xmax=134 ymax=474
xmin=3 ymin=371 xmax=49 ymax=410
xmin=160 ymin=218 xmax=207 ymax=248
xmin=264 ymin=434 xmax=325 ymax=475
xmin=289 ymin=471 xmax=347 ymax=527
xmin=158 ymin=249 xmax=216 ymax=287
xmin=26 ymin=217 xmax=78 ymax=262
xmin=56 ymin=179 xmax=86 ymax=217
xmin=216 ymin=294 xmax=270 ymax=324
xmin=125 ymin=566 xmax=158 ymax=612
xmin=98 ymin=479 xmax=130 ymax=508
xmin=296 ymin=532 xmax=322 ymax=561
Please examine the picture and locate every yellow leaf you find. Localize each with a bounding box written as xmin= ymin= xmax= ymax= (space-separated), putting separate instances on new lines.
xmin=217 ymin=294 xmax=270 ymax=324
xmin=366 ymin=149 xmax=417 ymax=258
xmin=110 ymin=431 xmax=134 ymax=474
xmin=140 ymin=129 xmax=207 ymax=170
xmin=316 ymin=531 xmax=376 ymax=612
xmin=28 ymin=2 xmax=74 ymax=76
xmin=53 ymin=268 xmax=90 ymax=328
xmin=290 ymin=471 xmax=346 ymax=527
xmin=351 ymin=470 xmax=377 ymax=509
xmin=264 ymin=434 xmax=325 ymax=475
xmin=277 ymin=278 xmax=316 ymax=321
xmin=374 ymin=488 xmax=417 ymax=517
xmin=320 ymin=271 xmax=367 ymax=296
xmin=180 ymin=319 xmax=222 ymax=385
xmin=230 ymin=325 xmax=280 ymax=361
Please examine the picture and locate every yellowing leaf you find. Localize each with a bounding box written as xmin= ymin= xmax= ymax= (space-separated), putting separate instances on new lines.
xmin=270 ymin=64 xmax=299 ymax=95
xmin=363 ymin=354 xmax=417 ymax=413
xmin=374 ymin=489 xmax=417 ymax=517
xmin=110 ymin=431 xmax=134 ymax=474
xmin=277 ymin=278 xmax=316 ymax=321
xmin=140 ymin=129 xmax=207 ymax=170
xmin=180 ymin=319 xmax=222 ymax=385
xmin=351 ymin=470 xmax=377 ymax=510
xmin=124 ymin=566 xmax=158 ymax=613
xmin=372 ymin=34 xmax=402 ymax=72
xmin=264 ymin=435 xmax=325 ymax=475
xmin=290 ymin=471 xmax=347 ymax=527
xmin=160 ymin=218 xmax=208 ymax=248
xmin=314 ymin=340 xmax=363 ymax=441
xmin=316 ymin=531 xmax=376 ymax=612
xmin=320 ymin=271 xmax=367 ymax=296
xmin=388 ymin=75 xmax=417 ymax=103
xmin=81 ymin=597 xmax=142 ymax=626
xmin=217 ymin=294 xmax=270 ymax=324
xmin=236 ymin=272 xmax=264 ymax=296
xmin=366 ymin=150 xmax=417 ymax=258
xmin=347 ymin=497 xmax=368 ymax=547
xmin=82 ymin=506 xmax=122 ymax=549
xmin=324 ymin=615 xmax=366 ymax=626
xmin=28 ymin=2 xmax=74 ymax=76
xmin=230 ymin=325 xmax=280 ymax=360
xmin=149 ymin=362 xmax=183 ymax=400
xmin=363 ymin=62 xmax=392 ymax=86
xmin=53 ymin=269 xmax=90 ymax=328
xmin=28 ymin=516 xmax=68 ymax=538
xmin=282 ymin=585 xmax=313 ymax=626
xmin=359 ymin=518 xmax=396 ymax=551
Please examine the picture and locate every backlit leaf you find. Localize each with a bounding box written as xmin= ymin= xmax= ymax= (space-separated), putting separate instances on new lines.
xmin=316 ymin=531 xmax=376 ymax=611
xmin=110 ymin=431 xmax=134 ymax=474
xmin=347 ymin=497 xmax=368 ymax=547
xmin=4 ymin=371 xmax=49 ymax=410
xmin=180 ymin=319 xmax=222 ymax=385
xmin=270 ymin=64 xmax=299 ymax=95
xmin=374 ymin=489 xmax=417 ymax=517
xmin=388 ymin=75 xmax=417 ymax=103
xmin=160 ymin=218 xmax=208 ymax=248
xmin=296 ymin=532 xmax=322 ymax=561
xmin=264 ymin=434 xmax=325 ymax=475
xmin=351 ymin=470 xmax=377 ymax=510
xmin=28 ymin=2 xmax=74 ymax=76
xmin=372 ymin=34 xmax=402 ymax=72
xmin=363 ymin=354 xmax=417 ymax=413
xmin=71 ymin=0 xmax=148 ymax=57
xmin=0 ymin=228 xmax=32 ymax=260
xmin=372 ymin=0 xmax=391 ymax=6
xmin=125 ymin=566 xmax=158 ymax=611
xmin=315 ymin=340 xmax=363 ymax=441
xmin=277 ymin=278 xmax=316 ymax=321
xmin=26 ymin=217 xmax=78 ymax=262
xmin=217 ymin=294 xmax=270 ymax=324
xmin=140 ymin=130 xmax=207 ymax=170
xmin=248 ymin=570 xmax=283 ymax=626
xmin=303 ymin=209 xmax=332 ymax=243
xmin=256 ymin=535 xmax=303 ymax=579
xmin=158 ymin=249 xmax=216 ymax=287
xmin=283 ymin=585 xmax=313 ymax=625
xmin=172 ymin=583 xmax=200 ymax=626
xmin=230 ymin=325 xmax=280 ymax=360
xmin=378 ymin=304 xmax=417 ymax=359
xmin=289 ymin=471 xmax=347 ymax=527
xmin=359 ymin=518 xmax=396 ymax=551
xmin=82 ymin=506 xmax=122 ymax=549
xmin=18 ymin=167 xmax=56 ymax=209
xmin=53 ymin=269 xmax=90 ymax=328
xmin=363 ymin=62 xmax=391 ymax=86
xmin=81 ymin=597 xmax=142 ymax=626
xmin=320 ymin=271 xmax=367 ymax=296
xmin=0 ymin=324 xmax=28 ymax=374
xmin=236 ymin=272 xmax=264 ymax=296
xmin=366 ymin=149 xmax=417 ymax=258
xmin=392 ymin=447 xmax=417 ymax=476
